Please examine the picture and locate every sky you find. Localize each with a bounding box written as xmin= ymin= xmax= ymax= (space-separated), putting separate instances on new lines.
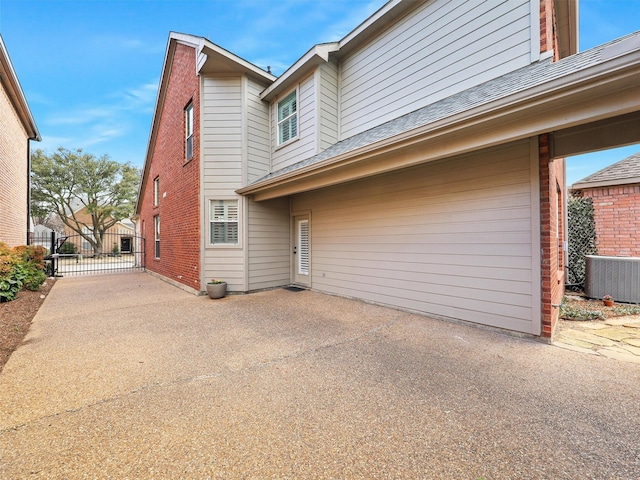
xmin=0 ymin=0 xmax=639 ymax=186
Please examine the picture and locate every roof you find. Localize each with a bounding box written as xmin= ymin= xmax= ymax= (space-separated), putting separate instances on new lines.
xmin=0 ymin=34 xmax=40 ymax=141
xmin=572 ymin=151 xmax=640 ymax=190
xmin=239 ymin=30 xmax=640 ymax=197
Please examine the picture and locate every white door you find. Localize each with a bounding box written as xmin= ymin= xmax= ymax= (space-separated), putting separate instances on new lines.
xmin=293 ymin=215 xmax=310 ymax=286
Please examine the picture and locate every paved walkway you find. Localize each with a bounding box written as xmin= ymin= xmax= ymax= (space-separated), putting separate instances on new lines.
xmin=555 ymin=316 xmax=640 ymax=363
xmin=1 ymin=273 xmax=639 ymax=479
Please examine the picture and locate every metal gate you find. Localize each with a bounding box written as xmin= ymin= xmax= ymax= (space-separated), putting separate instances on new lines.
xmin=34 ymin=232 xmax=145 ymax=276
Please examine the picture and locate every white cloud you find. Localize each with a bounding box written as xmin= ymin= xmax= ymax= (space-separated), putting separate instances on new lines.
xmin=40 ymin=80 xmax=157 ymax=156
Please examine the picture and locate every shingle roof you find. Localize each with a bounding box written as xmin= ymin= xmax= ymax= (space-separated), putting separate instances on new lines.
xmin=573 ymin=151 xmax=640 ymax=187
xmin=253 ymin=30 xmax=640 ymax=185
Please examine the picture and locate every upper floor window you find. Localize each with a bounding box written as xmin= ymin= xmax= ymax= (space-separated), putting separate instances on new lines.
xmin=185 ymin=102 xmax=194 ymax=160
xmin=153 ymin=176 xmax=159 ymax=206
xmin=210 ymin=200 xmax=239 ymax=245
xmin=277 ymin=90 xmax=297 ymax=145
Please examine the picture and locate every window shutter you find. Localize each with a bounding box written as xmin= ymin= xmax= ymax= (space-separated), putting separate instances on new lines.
xmin=298 ymin=219 xmax=309 ymax=275
xmin=210 ymin=200 xmax=239 ymax=244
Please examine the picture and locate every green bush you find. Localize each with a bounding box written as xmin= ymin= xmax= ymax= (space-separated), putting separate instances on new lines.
xmin=0 ymin=242 xmax=47 ymax=302
xmin=58 ymin=241 xmax=77 ymax=254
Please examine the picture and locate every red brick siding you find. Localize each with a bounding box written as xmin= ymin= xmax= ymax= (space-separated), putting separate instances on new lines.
xmin=0 ymin=82 xmax=30 ymax=247
xmin=539 ymin=134 xmax=566 ymax=337
xmin=138 ymin=43 xmax=201 ymax=290
xmin=580 ymin=186 xmax=640 ymax=257
xmin=540 ymin=0 xmax=560 ymax=61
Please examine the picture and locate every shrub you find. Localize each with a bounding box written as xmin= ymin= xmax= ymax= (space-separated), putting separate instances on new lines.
xmin=58 ymin=241 xmax=77 ymax=254
xmin=0 ymin=243 xmax=47 ymax=302
xmin=560 ymin=302 xmax=605 ymax=321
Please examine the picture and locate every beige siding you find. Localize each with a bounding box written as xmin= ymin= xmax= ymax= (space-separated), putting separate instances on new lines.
xmin=0 ymin=82 xmax=29 ymax=247
xmin=246 ymin=78 xmax=271 ymax=184
xmin=318 ymin=60 xmax=339 ymax=151
xmin=340 ymin=0 xmax=532 ymax=139
xmin=201 ymin=76 xmax=245 ymax=290
xmin=271 ymin=74 xmax=317 ymax=172
xmin=248 ymin=197 xmax=290 ymax=290
xmin=291 ymin=140 xmax=537 ymax=333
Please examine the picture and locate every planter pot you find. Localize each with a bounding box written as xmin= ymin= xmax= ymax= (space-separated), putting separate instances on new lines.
xmin=206 ymin=282 xmax=227 ymax=299
xmin=603 ymin=299 xmax=614 ymax=307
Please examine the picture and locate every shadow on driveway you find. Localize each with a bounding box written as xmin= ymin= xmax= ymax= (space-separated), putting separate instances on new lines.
xmin=1 ymin=272 xmax=639 ymax=478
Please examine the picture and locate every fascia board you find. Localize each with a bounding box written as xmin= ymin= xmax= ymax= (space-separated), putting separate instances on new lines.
xmin=238 ymin=49 xmax=640 ymax=199
xmin=572 ymin=177 xmax=640 ymax=190
xmin=260 ymin=43 xmax=339 ymax=101
xmin=136 ymin=35 xmax=178 ymax=214
xmin=0 ymin=35 xmax=41 ymax=141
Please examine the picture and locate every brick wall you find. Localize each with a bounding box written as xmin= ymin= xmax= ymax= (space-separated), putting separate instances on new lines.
xmin=580 ymin=185 xmax=640 ymax=257
xmin=0 ymin=82 xmax=29 ymax=247
xmin=540 ymin=0 xmax=560 ymax=61
xmin=138 ymin=42 xmax=201 ymax=291
xmin=539 ymin=134 xmax=566 ymax=337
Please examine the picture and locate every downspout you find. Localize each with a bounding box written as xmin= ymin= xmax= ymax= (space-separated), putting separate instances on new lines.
xmin=26 ymin=139 xmax=32 ymax=245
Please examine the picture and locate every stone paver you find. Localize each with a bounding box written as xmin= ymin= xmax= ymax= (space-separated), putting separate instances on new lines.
xmin=624 ymin=338 xmax=640 ymax=347
xmin=556 ymin=316 xmax=640 ymax=363
xmin=560 ymin=328 xmax=617 ymax=347
xmin=590 ymin=327 xmax=637 ymax=342
xmin=598 ymin=346 xmax=640 ymax=364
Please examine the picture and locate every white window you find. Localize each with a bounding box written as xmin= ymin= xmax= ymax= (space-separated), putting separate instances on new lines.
xmin=277 ymin=90 xmax=297 ymax=145
xmin=154 ymin=215 xmax=160 ymax=258
xmin=210 ymin=200 xmax=239 ymax=245
xmin=153 ymin=176 xmax=159 ymax=206
xmin=185 ymin=103 xmax=194 ymax=160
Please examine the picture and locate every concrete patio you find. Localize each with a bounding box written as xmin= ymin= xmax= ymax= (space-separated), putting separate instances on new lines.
xmin=1 ymin=272 xmax=638 ymax=479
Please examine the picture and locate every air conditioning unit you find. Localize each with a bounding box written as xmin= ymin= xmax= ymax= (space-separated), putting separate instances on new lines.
xmin=584 ymin=255 xmax=640 ymax=303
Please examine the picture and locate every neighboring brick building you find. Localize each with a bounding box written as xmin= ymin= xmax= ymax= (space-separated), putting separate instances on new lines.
xmin=0 ymin=34 xmax=41 ymax=247
xmin=571 ymin=152 xmax=640 ymax=258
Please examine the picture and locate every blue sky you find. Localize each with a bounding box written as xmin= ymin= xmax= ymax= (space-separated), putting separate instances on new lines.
xmin=0 ymin=0 xmax=639 ymax=186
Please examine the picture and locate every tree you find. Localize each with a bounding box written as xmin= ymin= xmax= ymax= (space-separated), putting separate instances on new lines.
xmin=31 ymin=148 xmax=140 ymax=256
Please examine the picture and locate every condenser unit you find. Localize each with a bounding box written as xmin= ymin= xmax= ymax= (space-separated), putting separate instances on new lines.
xmin=584 ymin=255 xmax=640 ymax=303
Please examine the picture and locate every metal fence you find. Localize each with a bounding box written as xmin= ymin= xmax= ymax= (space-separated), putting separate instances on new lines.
xmin=32 ymin=231 xmax=145 ymax=276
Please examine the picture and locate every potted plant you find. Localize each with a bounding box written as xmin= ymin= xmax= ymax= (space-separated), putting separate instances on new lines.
xmin=206 ymin=278 xmax=227 ymax=299
xmin=602 ymin=295 xmax=614 ymax=307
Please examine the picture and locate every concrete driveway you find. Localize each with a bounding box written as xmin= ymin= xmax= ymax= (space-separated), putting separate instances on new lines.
xmin=1 ymin=273 xmax=638 ymax=479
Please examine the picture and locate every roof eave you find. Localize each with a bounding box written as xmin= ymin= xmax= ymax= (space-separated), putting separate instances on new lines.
xmin=571 ymin=177 xmax=640 ymax=190
xmin=261 ymin=43 xmax=339 ymax=102
xmin=198 ymin=38 xmax=276 ymax=82
xmin=238 ymin=47 xmax=640 ymax=200
xmin=0 ymin=35 xmax=41 ymax=141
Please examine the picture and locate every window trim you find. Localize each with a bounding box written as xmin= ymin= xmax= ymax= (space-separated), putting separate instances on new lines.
xmin=207 ymin=199 xmax=241 ymax=248
xmin=276 ymin=88 xmax=299 ymax=147
xmin=185 ymin=102 xmax=194 ymax=161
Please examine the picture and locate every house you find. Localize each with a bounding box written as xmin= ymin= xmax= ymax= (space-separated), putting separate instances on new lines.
xmin=0 ymin=34 xmax=41 ymax=247
xmin=136 ymin=0 xmax=640 ymax=338
xmin=64 ymin=206 xmax=135 ymax=256
xmin=571 ymin=151 xmax=640 ymax=257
